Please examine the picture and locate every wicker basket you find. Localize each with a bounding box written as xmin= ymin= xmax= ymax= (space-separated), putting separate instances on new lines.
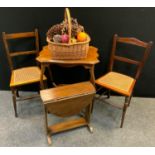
xmin=47 ymin=8 xmax=91 ymax=60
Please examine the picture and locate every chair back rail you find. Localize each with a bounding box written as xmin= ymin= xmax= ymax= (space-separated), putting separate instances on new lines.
xmin=116 ymin=37 xmax=148 ymax=48
xmin=4 ymin=32 xmax=35 ymax=39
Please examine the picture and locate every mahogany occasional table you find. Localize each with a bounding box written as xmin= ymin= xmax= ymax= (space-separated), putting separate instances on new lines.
xmin=36 ymin=45 xmax=99 ymax=89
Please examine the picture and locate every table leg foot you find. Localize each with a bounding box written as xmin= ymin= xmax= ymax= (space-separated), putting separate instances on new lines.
xmin=87 ymin=124 xmax=93 ymax=133
xmin=47 ymin=134 xmax=52 ymax=145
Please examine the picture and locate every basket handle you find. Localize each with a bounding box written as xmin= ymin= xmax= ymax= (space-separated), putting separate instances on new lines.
xmin=64 ymin=8 xmax=72 ymax=44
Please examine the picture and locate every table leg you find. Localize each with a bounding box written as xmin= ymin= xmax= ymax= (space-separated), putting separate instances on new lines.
xmin=85 ymin=103 xmax=93 ymax=133
xmin=89 ymin=65 xmax=95 ymax=86
xmin=84 ymin=65 xmax=95 ymax=86
xmin=83 ymin=65 xmax=96 ymax=113
xmin=83 ymin=65 xmax=95 ymax=86
xmin=40 ymin=64 xmax=46 ymax=89
xmin=44 ymin=106 xmax=52 ymax=145
xmin=47 ymin=65 xmax=57 ymax=87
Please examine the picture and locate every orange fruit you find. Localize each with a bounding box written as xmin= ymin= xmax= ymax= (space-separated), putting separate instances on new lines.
xmin=77 ymin=32 xmax=87 ymax=42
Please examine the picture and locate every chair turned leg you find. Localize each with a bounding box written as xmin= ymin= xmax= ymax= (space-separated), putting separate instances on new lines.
xmin=11 ymin=88 xmax=18 ymax=117
xmin=107 ymin=90 xmax=111 ymax=99
xmin=16 ymin=89 xmax=19 ymax=97
xmin=127 ymin=94 xmax=132 ymax=107
xmin=120 ymin=97 xmax=128 ymax=128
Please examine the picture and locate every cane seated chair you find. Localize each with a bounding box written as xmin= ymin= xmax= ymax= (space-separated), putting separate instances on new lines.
xmin=95 ymin=34 xmax=153 ymax=128
xmin=2 ymin=29 xmax=47 ymax=117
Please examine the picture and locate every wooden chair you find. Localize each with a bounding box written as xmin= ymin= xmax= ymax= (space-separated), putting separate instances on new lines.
xmin=2 ymin=29 xmax=47 ymax=117
xmin=95 ymin=34 xmax=153 ymax=128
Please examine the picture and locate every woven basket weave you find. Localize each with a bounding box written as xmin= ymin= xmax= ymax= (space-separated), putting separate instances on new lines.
xmin=47 ymin=8 xmax=90 ymax=60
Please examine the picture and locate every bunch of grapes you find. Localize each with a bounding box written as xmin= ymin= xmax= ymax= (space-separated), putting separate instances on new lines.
xmin=46 ymin=18 xmax=84 ymax=42
xmin=46 ymin=24 xmax=64 ymax=41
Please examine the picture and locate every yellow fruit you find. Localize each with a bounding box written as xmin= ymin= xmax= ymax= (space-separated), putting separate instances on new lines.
xmin=77 ymin=32 xmax=87 ymax=42
xmin=71 ymin=38 xmax=77 ymax=43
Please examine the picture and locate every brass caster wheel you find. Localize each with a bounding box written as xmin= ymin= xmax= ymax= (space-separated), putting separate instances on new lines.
xmin=88 ymin=125 xmax=93 ymax=133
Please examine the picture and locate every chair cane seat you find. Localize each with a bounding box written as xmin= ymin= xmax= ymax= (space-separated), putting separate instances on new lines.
xmin=95 ymin=71 xmax=136 ymax=96
xmin=10 ymin=66 xmax=47 ymax=87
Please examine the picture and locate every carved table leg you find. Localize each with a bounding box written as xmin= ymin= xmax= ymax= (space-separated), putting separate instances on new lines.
xmin=44 ymin=106 xmax=52 ymax=145
xmin=83 ymin=65 xmax=95 ymax=86
xmin=88 ymin=124 xmax=93 ymax=133
xmin=85 ymin=103 xmax=93 ymax=133
xmin=84 ymin=65 xmax=96 ymax=113
xmin=40 ymin=64 xmax=46 ymax=90
xmin=47 ymin=64 xmax=57 ymax=87
xmin=89 ymin=65 xmax=95 ymax=86
xmin=47 ymin=133 xmax=52 ymax=145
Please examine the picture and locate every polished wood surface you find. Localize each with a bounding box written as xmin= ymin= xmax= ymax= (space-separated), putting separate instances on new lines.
xmin=117 ymin=37 xmax=148 ymax=47
xmin=3 ymin=31 xmax=36 ymax=39
xmin=114 ymin=55 xmax=140 ymax=65
xmin=40 ymin=82 xmax=95 ymax=145
xmin=48 ymin=118 xmax=87 ymax=134
xmin=36 ymin=45 xmax=99 ymax=64
xmin=96 ymin=34 xmax=153 ymax=128
xmin=44 ymin=94 xmax=94 ymax=117
xmin=41 ymin=82 xmax=95 ymax=117
xmin=40 ymin=81 xmax=95 ymax=103
xmin=10 ymin=50 xmax=37 ymax=57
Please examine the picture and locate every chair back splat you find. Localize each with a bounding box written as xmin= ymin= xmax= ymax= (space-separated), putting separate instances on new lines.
xmin=109 ymin=34 xmax=153 ymax=80
xmin=2 ymin=29 xmax=39 ymax=71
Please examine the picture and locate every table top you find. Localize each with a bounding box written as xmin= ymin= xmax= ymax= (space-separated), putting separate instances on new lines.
xmin=40 ymin=81 xmax=96 ymax=104
xmin=36 ymin=45 xmax=99 ymax=65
